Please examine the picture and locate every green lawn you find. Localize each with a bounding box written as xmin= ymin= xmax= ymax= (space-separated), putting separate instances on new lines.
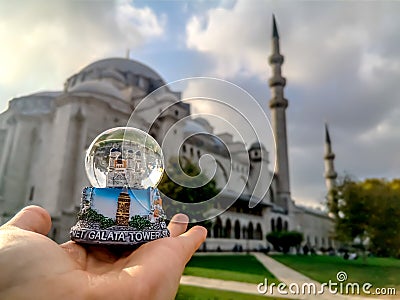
xmin=176 ymin=285 xmax=293 ymax=300
xmin=272 ymin=254 xmax=400 ymax=290
xmin=183 ymin=255 xmax=279 ymax=284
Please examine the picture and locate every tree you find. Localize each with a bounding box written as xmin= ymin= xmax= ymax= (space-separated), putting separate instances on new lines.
xmin=128 ymin=215 xmax=151 ymax=230
xmin=78 ymin=208 xmax=116 ymax=229
xmin=329 ymin=177 xmax=400 ymax=257
xmin=158 ymin=157 xmax=219 ymax=204
xmin=266 ymin=231 xmax=303 ymax=254
xmin=158 ymin=157 xmax=219 ymax=229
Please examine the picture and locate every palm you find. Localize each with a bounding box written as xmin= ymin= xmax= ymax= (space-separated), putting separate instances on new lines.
xmin=0 ymin=206 xmax=206 ymax=300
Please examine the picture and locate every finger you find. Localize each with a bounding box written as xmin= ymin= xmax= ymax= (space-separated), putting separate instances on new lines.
xmin=174 ymin=225 xmax=207 ymax=263
xmin=4 ymin=205 xmax=52 ymax=235
xmin=168 ymin=213 xmax=189 ymax=237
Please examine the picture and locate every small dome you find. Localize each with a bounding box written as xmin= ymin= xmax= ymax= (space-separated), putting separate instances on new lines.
xmin=184 ymin=119 xmax=211 ymax=134
xmin=194 ymin=117 xmax=210 ymax=127
xmin=211 ymin=136 xmax=225 ymax=149
xmin=249 ymin=142 xmax=266 ymax=151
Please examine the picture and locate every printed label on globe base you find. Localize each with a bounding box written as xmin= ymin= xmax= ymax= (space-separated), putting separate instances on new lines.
xmin=70 ymin=186 xmax=170 ymax=245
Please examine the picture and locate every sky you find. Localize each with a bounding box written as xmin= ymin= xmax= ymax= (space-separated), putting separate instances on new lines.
xmin=1 ymin=0 xmax=400 ymax=207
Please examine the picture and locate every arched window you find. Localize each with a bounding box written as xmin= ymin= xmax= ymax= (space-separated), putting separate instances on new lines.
xmin=284 ymin=221 xmax=288 ymax=231
xmin=277 ymin=217 xmax=283 ymax=232
xmin=234 ymin=220 xmax=241 ymax=239
xmin=242 ymin=226 xmax=247 ymax=239
xmin=271 ymin=219 xmax=275 ymax=232
xmin=213 ymin=217 xmax=222 ymax=238
xmin=248 ymin=222 xmax=254 ymax=240
xmin=225 ymin=219 xmax=232 ymax=238
xmin=314 ymin=236 xmax=318 ymax=247
xmin=256 ymin=223 xmax=263 ymax=240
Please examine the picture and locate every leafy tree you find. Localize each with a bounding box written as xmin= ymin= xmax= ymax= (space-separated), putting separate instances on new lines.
xmin=329 ymin=177 xmax=400 ymax=257
xmin=266 ymin=231 xmax=303 ymax=254
xmin=158 ymin=157 xmax=219 ymax=227
xmin=158 ymin=157 xmax=219 ymax=204
xmin=129 ymin=215 xmax=151 ymax=230
xmin=78 ymin=208 xmax=115 ymax=229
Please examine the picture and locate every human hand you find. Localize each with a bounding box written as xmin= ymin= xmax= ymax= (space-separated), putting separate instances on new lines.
xmin=0 ymin=205 xmax=206 ymax=300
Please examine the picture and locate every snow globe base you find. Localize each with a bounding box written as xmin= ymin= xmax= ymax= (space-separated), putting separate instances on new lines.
xmin=70 ymin=186 xmax=170 ymax=246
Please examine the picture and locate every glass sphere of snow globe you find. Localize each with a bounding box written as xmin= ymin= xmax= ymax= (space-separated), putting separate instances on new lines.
xmin=85 ymin=127 xmax=164 ymax=189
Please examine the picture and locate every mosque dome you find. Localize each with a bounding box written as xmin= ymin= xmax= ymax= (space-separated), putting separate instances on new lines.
xmin=65 ymin=58 xmax=166 ymax=99
xmin=81 ymin=58 xmax=164 ymax=82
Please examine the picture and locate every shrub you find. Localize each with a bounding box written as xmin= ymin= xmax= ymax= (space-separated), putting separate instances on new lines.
xmin=100 ymin=217 xmax=116 ymax=229
xmin=266 ymin=231 xmax=303 ymax=254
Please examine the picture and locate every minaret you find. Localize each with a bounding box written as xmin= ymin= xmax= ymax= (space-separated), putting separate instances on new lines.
xmin=324 ymin=123 xmax=337 ymax=191
xmin=269 ymin=15 xmax=290 ymax=209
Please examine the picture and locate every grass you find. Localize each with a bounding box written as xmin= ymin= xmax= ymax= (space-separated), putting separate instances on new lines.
xmin=176 ymin=285 xmax=293 ymax=300
xmin=183 ymin=254 xmax=279 ymax=284
xmin=271 ymin=254 xmax=400 ymax=290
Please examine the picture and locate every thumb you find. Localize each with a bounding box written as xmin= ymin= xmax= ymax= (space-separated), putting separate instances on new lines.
xmin=4 ymin=205 xmax=52 ymax=235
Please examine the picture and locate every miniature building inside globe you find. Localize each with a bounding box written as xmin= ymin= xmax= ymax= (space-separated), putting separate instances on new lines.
xmin=106 ymin=142 xmax=146 ymax=188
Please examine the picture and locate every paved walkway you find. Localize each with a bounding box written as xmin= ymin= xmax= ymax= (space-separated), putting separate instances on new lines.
xmin=180 ymin=275 xmax=294 ymax=299
xmin=180 ymin=253 xmax=386 ymax=300
xmin=252 ymin=252 xmax=383 ymax=300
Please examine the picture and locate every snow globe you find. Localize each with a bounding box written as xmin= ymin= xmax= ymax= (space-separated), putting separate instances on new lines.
xmin=70 ymin=127 xmax=170 ymax=246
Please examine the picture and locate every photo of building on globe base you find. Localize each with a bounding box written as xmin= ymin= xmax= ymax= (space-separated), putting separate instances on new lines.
xmin=0 ymin=17 xmax=336 ymax=251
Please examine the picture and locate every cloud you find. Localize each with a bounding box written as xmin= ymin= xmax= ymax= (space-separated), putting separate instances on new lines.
xmin=186 ymin=2 xmax=269 ymax=79
xmin=0 ymin=0 xmax=166 ymax=112
xmin=116 ymin=2 xmax=166 ymax=38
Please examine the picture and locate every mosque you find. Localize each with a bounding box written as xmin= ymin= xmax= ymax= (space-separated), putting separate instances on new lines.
xmin=0 ymin=16 xmax=336 ymax=250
